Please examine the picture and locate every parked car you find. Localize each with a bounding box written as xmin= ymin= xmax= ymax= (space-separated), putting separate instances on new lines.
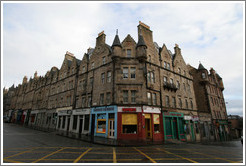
xmin=3 ymin=116 xmax=10 ymax=123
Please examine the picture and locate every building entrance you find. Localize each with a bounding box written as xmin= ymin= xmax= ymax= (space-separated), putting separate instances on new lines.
xmin=145 ymin=114 xmax=152 ymax=139
xmin=108 ymin=119 xmax=115 ymax=138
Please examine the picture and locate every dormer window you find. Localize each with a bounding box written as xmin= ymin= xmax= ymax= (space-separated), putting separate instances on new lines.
xmin=202 ymin=73 xmax=206 ymax=79
xmin=178 ymin=68 xmax=181 ymax=74
xmin=127 ymin=49 xmax=131 ymax=58
xmin=102 ymin=56 xmax=106 ymax=65
xmin=164 ymin=62 xmax=167 ymax=68
xmin=167 ymin=63 xmax=170 ymax=70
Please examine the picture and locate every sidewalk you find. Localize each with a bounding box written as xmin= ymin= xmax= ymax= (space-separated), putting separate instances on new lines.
xmin=56 ymin=131 xmax=180 ymax=147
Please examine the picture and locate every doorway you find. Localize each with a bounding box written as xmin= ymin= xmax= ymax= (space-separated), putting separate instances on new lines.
xmin=67 ymin=117 xmax=70 ymax=131
xmin=145 ymin=114 xmax=152 ymax=139
xmin=79 ymin=118 xmax=84 ymax=134
xmin=108 ymin=119 xmax=115 ymax=139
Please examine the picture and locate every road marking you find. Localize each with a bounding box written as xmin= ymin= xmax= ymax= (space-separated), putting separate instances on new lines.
xmin=113 ymin=147 xmax=117 ymax=163
xmin=4 ymin=147 xmax=38 ymax=159
xmin=156 ymin=148 xmax=198 ymax=163
xmin=134 ymin=147 xmax=157 ymax=163
xmin=32 ymin=147 xmax=66 ymax=163
xmin=73 ymin=148 xmax=92 ymax=163
xmin=3 ymin=158 xmax=24 ymax=163
xmin=185 ymin=150 xmax=239 ymax=163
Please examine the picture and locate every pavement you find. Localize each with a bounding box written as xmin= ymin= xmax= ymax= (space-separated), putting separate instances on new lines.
xmin=3 ymin=123 xmax=243 ymax=164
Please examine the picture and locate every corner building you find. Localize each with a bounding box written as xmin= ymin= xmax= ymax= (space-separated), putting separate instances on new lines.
xmin=4 ymin=21 xmax=228 ymax=143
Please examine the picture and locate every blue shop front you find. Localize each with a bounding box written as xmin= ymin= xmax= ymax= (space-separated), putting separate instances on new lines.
xmin=90 ymin=105 xmax=117 ymax=139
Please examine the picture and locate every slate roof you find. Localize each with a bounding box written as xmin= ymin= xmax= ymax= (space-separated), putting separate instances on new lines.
xmin=112 ymin=34 xmax=122 ymax=47
xmin=136 ymin=35 xmax=147 ymax=48
xmin=198 ymin=63 xmax=206 ymax=70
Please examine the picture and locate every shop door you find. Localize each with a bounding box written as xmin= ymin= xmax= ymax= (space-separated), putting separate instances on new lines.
xmin=67 ymin=117 xmax=70 ymax=131
xmin=79 ymin=118 xmax=84 ymax=134
xmin=108 ymin=119 xmax=115 ymax=139
xmin=190 ymin=122 xmax=195 ymax=141
xmin=172 ymin=118 xmax=178 ymax=139
xmin=145 ymin=114 xmax=152 ymax=139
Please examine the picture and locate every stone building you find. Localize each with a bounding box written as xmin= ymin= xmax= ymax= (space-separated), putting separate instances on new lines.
xmin=3 ymin=21 xmax=228 ymax=142
xmin=189 ymin=63 xmax=228 ymax=141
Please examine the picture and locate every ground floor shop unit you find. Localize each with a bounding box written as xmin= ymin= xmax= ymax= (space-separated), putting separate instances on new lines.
xmin=213 ymin=119 xmax=229 ymax=141
xmin=69 ymin=109 xmax=90 ymax=135
xmin=117 ymin=106 xmax=164 ymax=142
xmin=90 ymin=105 xmax=117 ymax=139
xmin=198 ymin=113 xmax=215 ymax=141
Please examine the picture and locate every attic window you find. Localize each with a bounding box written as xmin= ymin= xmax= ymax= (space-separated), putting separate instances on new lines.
xmin=202 ymin=73 xmax=206 ymax=79
xmin=127 ymin=49 xmax=131 ymax=58
xmin=167 ymin=63 xmax=170 ymax=70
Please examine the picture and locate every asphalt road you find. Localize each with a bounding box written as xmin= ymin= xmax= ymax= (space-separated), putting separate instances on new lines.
xmin=3 ymin=123 xmax=244 ymax=163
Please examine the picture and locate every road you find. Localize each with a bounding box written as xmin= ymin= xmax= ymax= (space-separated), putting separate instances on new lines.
xmin=3 ymin=123 xmax=244 ymax=163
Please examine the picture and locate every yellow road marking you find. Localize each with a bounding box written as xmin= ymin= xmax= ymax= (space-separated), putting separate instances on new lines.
xmin=185 ymin=150 xmax=239 ymax=163
xmin=3 ymin=158 xmax=24 ymax=163
xmin=4 ymin=147 xmax=38 ymax=159
xmin=113 ymin=147 xmax=117 ymax=163
xmin=134 ymin=147 xmax=157 ymax=163
xmin=32 ymin=147 xmax=66 ymax=163
xmin=73 ymin=148 xmax=92 ymax=163
xmin=157 ymin=148 xmax=198 ymax=163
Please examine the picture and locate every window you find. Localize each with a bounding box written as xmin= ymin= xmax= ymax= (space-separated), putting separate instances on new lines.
xmin=167 ymin=63 xmax=170 ymax=70
xmin=101 ymin=73 xmax=105 ymax=84
xmin=164 ymin=62 xmax=167 ymax=68
xmin=185 ymin=99 xmax=188 ymax=109
xmin=170 ymin=78 xmax=173 ymax=85
xmin=107 ymin=71 xmax=111 ymax=83
xmin=82 ymin=80 xmax=86 ymax=90
xmin=123 ymin=90 xmax=128 ymax=103
xmin=123 ymin=67 xmax=128 ymax=79
xmin=177 ymin=81 xmax=180 ymax=89
xmin=88 ymin=96 xmax=91 ymax=107
xmin=153 ymin=114 xmax=160 ymax=133
xmin=147 ymin=92 xmax=151 ymax=105
xmin=97 ymin=119 xmax=106 ymax=133
xmin=172 ymin=97 xmax=176 ymax=108
xmin=202 ymin=73 xmax=206 ymax=79
xmin=147 ymin=72 xmax=151 ymax=82
xmin=165 ymin=96 xmax=169 ymax=107
xmin=100 ymin=94 xmax=104 ymax=105
xmin=84 ymin=115 xmax=90 ymax=131
xmin=211 ymin=97 xmax=214 ymax=106
xmin=90 ymin=77 xmax=93 ymax=87
xmin=179 ymin=98 xmax=182 ymax=108
xmin=106 ymin=92 xmax=111 ymax=105
xmin=190 ymin=100 xmax=193 ymax=110
xmin=130 ymin=67 xmax=136 ymax=79
xmin=164 ymin=76 xmax=167 ymax=85
xmin=69 ymin=80 xmax=74 ymax=89
xmin=150 ymin=93 xmax=155 ymax=105
xmin=82 ymin=66 xmax=85 ymax=73
xmin=127 ymin=49 xmax=131 ymax=57
xmin=91 ymin=62 xmax=94 ymax=69
xmin=187 ymin=84 xmax=191 ymax=92
xmin=151 ymin=72 xmax=155 ymax=83
xmin=73 ymin=115 xmax=78 ymax=130
xmin=178 ymin=68 xmax=181 ymax=74
xmin=102 ymin=56 xmax=106 ymax=65
xmin=131 ymin=90 xmax=136 ymax=103
xmin=122 ymin=114 xmax=137 ymax=134
xmin=62 ymin=116 xmax=66 ymax=129
xmin=82 ymin=97 xmax=86 ymax=107
xmin=183 ymin=83 xmax=186 ymax=91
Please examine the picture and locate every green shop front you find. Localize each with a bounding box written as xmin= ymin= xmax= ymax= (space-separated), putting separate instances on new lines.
xmin=163 ymin=112 xmax=186 ymax=141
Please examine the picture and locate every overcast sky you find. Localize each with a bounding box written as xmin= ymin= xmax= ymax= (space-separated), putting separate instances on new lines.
xmin=2 ymin=2 xmax=244 ymax=116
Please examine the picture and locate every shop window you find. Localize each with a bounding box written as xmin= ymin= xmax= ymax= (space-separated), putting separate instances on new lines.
xmin=122 ymin=114 xmax=137 ymax=134
xmin=73 ymin=115 xmax=78 ymax=130
xmin=195 ymin=123 xmax=199 ymax=133
xmin=97 ymin=119 xmax=106 ymax=133
xmin=153 ymin=114 xmax=160 ymax=133
xmin=84 ymin=115 xmax=90 ymax=131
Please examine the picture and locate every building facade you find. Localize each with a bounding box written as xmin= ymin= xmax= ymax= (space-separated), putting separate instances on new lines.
xmin=3 ymin=21 xmax=229 ymax=142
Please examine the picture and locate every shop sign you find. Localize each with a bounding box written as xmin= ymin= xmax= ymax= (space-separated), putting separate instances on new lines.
xmin=192 ymin=116 xmax=199 ymax=121
xmin=94 ymin=106 xmax=115 ymax=112
xmin=143 ymin=106 xmax=161 ymax=113
xmin=164 ymin=112 xmax=184 ymax=117
xmin=217 ymin=120 xmax=228 ymax=125
xmin=57 ymin=110 xmax=69 ymax=116
xmin=73 ymin=109 xmax=90 ymax=115
xmin=122 ymin=108 xmax=136 ymax=112
xmin=184 ymin=116 xmax=192 ymax=120
xmin=23 ymin=111 xmax=27 ymax=115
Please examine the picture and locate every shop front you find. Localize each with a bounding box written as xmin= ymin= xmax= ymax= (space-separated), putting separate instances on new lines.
xmin=29 ymin=110 xmax=39 ymax=127
xmin=184 ymin=115 xmax=200 ymax=142
xmin=143 ymin=106 xmax=163 ymax=141
xmin=91 ymin=105 xmax=117 ymax=139
xmin=56 ymin=107 xmax=73 ymax=132
xmin=16 ymin=110 xmax=23 ymax=124
xmin=213 ymin=119 xmax=229 ymax=141
xmin=117 ymin=106 xmax=143 ymax=140
xmin=198 ymin=113 xmax=214 ymax=141
xmin=163 ymin=112 xmax=186 ymax=141
xmin=42 ymin=109 xmax=57 ymax=131
xmin=70 ymin=109 xmax=90 ymax=135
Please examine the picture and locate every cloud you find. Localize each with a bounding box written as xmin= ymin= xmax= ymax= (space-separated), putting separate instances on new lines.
xmin=2 ymin=2 xmax=244 ymax=116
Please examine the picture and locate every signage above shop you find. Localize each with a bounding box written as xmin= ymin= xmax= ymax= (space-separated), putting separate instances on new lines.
xmin=94 ymin=106 xmax=115 ymax=112
xmin=163 ymin=112 xmax=184 ymax=117
xmin=143 ymin=106 xmax=161 ymax=113
xmin=122 ymin=108 xmax=136 ymax=112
